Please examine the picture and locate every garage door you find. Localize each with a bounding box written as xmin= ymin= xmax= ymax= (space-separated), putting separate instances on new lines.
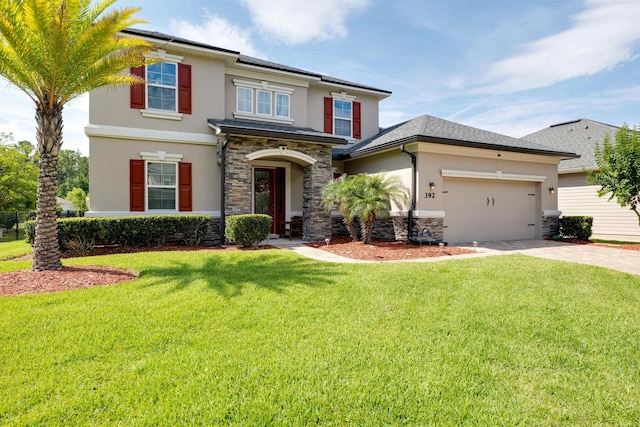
xmin=443 ymin=178 xmax=537 ymax=243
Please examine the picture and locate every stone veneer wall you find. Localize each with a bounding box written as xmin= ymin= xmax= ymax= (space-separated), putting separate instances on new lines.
xmin=542 ymin=214 xmax=560 ymax=238
xmin=202 ymin=218 xmax=222 ymax=246
xmin=224 ymin=135 xmax=333 ymax=241
xmin=330 ymin=215 xmax=444 ymax=242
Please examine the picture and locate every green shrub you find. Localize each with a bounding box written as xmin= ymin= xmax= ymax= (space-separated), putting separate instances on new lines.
xmin=24 ymin=215 xmax=211 ymax=249
xmin=560 ymin=216 xmax=593 ymax=240
xmin=225 ymin=214 xmax=271 ymax=248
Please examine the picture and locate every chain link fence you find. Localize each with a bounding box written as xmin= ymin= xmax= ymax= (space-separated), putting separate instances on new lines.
xmin=0 ymin=210 xmax=85 ymax=241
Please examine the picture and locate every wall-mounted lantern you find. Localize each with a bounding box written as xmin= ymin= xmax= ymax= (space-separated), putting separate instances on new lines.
xmin=549 ymin=187 xmax=555 ymax=194
xmin=429 ymin=181 xmax=436 ymax=191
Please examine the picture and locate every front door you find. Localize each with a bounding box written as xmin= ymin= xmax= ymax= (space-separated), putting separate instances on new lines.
xmin=253 ymin=167 xmax=285 ymax=234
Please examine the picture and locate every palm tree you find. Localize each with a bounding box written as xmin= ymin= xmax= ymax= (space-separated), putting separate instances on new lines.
xmin=320 ymin=174 xmax=359 ymax=241
xmin=350 ymin=173 xmax=408 ymax=244
xmin=0 ymin=0 xmax=152 ymax=270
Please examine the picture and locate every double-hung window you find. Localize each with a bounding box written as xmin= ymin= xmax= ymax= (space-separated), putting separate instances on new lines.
xmin=256 ymin=90 xmax=272 ymax=116
xmin=147 ymin=162 xmax=177 ymax=210
xmin=233 ymin=79 xmax=294 ymax=124
xmin=333 ymin=100 xmax=352 ymax=138
xmin=147 ymin=62 xmax=177 ymax=111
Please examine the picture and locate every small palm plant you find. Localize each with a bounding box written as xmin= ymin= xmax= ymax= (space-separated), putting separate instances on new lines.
xmin=320 ymin=174 xmax=359 ymax=241
xmin=349 ymin=173 xmax=408 ymax=244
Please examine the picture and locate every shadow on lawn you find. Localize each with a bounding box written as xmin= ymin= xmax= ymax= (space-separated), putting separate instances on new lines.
xmin=138 ymin=251 xmax=339 ymax=297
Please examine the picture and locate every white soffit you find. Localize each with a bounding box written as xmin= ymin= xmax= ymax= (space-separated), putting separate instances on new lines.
xmin=441 ymin=169 xmax=546 ymax=182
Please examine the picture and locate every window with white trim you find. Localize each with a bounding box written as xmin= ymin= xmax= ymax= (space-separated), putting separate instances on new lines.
xmin=256 ymin=90 xmax=272 ymax=115
xmin=334 ymin=99 xmax=352 ymax=138
xmin=275 ymin=93 xmax=290 ymax=118
xmin=147 ymin=62 xmax=177 ymax=111
xmin=237 ymin=87 xmax=253 ymax=113
xmin=147 ymin=162 xmax=177 ymax=210
xmin=232 ymin=79 xmax=294 ymax=124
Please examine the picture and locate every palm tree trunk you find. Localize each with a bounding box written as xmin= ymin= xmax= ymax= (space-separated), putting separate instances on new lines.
xmin=32 ymin=101 xmax=63 ymax=271
xmin=343 ymin=218 xmax=359 ymax=242
xmin=361 ymin=218 xmax=374 ymax=244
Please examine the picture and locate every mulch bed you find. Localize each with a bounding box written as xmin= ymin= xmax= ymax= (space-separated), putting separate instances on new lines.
xmin=305 ymin=235 xmax=476 ymax=261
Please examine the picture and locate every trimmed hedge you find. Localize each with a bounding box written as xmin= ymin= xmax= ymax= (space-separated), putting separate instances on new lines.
xmin=24 ymin=215 xmax=211 ymax=249
xmin=225 ymin=214 xmax=271 ymax=248
xmin=560 ymin=216 xmax=593 ymax=240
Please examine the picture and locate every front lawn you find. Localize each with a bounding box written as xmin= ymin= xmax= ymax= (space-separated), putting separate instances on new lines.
xmin=1 ymin=251 xmax=638 ymax=425
xmin=0 ymin=238 xmax=31 ymax=261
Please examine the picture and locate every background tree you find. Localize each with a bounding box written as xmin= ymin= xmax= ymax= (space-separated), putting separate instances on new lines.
xmin=586 ymin=124 xmax=640 ymax=226
xmin=320 ymin=174 xmax=360 ymax=242
xmin=0 ymin=0 xmax=152 ymax=271
xmin=0 ymin=133 xmax=38 ymax=211
xmin=58 ymin=149 xmax=89 ymax=198
xmin=66 ymin=187 xmax=87 ymax=211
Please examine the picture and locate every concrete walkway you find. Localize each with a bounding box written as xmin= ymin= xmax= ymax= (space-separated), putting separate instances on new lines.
xmin=268 ymin=238 xmax=640 ymax=276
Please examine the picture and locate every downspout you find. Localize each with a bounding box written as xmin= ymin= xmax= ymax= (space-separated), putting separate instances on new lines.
xmin=400 ymin=144 xmax=416 ymax=241
xmin=219 ymin=134 xmax=230 ymax=245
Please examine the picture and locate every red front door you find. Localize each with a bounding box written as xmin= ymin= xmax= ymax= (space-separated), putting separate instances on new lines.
xmin=254 ymin=167 xmax=285 ymax=234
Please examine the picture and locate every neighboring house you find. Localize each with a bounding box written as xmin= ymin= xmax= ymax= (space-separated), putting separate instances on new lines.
xmin=56 ymin=198 xmax=74 ymax=211
xmin=86 ymin=28 xmax=577 ymax=244
xmin=524 ymin=119 xmax=639 ymax=242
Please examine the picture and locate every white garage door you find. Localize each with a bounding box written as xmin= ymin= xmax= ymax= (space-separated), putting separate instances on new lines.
xmin=443 ymin=178 xmax=537 ymax=243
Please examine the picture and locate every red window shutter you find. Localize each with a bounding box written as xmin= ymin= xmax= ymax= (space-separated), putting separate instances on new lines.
xmin=130 ymin=66 xmax=145 ymax=109
xmin=178 ymin=162 xmax=192 ymax=212
xmin=353 ymin=101 xmax=361 ymax=139
xmin=324 ymin=97 xmax=333 ymax=134
xmin=130 ymin=159 xmax=145 ymax=211
xmin=178 ymin=64 xmax=192 ymax=114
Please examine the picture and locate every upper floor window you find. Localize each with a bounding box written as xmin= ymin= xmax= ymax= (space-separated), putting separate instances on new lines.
xmin=130 ymin=50 xmax=191 ymax=120
xmin=333 ymin=100 xmax=352 ymax=137
xmin=147 ymin=63 xmax=177 ymax=111
xmin=324 ymin=93 xmax=361 ymax=140
xmin=233 ymin=79 xmax=294 ymax=124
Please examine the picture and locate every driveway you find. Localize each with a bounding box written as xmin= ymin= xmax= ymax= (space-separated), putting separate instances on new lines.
xmin=458 ymin=240 xmax=640 ymax=276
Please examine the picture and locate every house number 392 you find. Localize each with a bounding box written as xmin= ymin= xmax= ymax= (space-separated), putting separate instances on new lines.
xmin=425 ymin=192 xmax=436 ymax=199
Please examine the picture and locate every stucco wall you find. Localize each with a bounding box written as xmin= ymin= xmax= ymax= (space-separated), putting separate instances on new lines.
xmin=89 ymin=52 xmax=225 ymax=134
xmin=88 ymin=137 xmax=219 ymax=214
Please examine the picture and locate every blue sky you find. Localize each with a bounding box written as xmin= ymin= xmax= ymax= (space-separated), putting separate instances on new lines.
xmin=1 ymin=0 xmax=638 ymax=155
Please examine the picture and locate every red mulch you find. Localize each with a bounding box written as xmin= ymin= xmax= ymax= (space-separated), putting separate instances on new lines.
xmin=305 ymin=235 xmax=476 ymax=261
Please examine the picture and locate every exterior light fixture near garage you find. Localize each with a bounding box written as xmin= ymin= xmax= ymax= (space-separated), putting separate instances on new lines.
xmin=549 ymin=187 xmax=555 ymax=194
xmin=429 ymin=181 xmax=436 ymax=191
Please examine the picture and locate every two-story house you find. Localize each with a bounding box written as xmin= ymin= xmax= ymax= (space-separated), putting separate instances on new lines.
xmin=86 ymin=28 xmax=577 ymax=244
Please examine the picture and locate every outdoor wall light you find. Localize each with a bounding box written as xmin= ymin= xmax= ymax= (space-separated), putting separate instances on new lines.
xmin=429 ymin=181 xmax=436 ymax=191
xmin=549 ymin=187 xmax=555 ymax=194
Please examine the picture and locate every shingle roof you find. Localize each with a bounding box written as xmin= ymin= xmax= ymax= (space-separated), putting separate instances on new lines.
xmin=122 ymin=28 xmax=391 ymax=95
xmin=208 ymin=119 xmax=348 ymax=145
xmin=522 ymin=119 xmax=619 ymax=172
xmin=335 ymin=114 xmax=579 ymax=159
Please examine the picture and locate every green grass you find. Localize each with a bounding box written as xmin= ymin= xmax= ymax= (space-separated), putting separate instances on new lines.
xmin=0 ymin=229 xmax=25 ymax=243
xmin=1 ymin=250 xmax=639 ymax=425
xmin=0 ymin=238 xmax=31 ymax=261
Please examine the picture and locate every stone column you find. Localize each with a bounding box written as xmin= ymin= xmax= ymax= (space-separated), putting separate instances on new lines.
xmin=302 ymin=151 xmax=332 ymax=241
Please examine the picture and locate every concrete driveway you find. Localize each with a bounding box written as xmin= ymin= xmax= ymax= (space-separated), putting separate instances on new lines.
xmin=458 ymin=240 xmax=640 ymax=276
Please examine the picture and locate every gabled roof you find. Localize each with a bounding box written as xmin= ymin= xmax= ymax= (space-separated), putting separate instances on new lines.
xmin=335 ymin=114 xmax=579 ymax=160
xmin=522 ymin=119 xmax=619 ymax=172
xmin=208 ymin=119 xmax=348 ymax=145
xmin=121 ymin=28 xmax=391 ymax=97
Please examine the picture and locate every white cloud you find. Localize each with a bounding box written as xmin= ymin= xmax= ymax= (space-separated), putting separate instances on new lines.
xmin=169 ymin=11 xmax=265 ymax=58
xmin=452 ymin=85 xmax=640 ymax=138
xmin=479 ymin=0 xmax=640 ymax=94
xmin=239 ymin=0 xmax=370 ymax=45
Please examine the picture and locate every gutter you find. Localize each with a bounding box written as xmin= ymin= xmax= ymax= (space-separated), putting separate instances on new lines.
xmin=400 ymin=145 xmax=416 ymax=240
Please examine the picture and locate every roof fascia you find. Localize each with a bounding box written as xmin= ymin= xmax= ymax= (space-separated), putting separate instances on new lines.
xmin=215 ymin=125 xmax=348 ymax=146
xmin=315 ymin=80 xmax=392 ymax=99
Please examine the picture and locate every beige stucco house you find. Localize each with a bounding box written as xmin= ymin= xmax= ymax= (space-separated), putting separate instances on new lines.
xmin=524 ymin=119 xmax=639 ymax=242
xmin=86 ymin=28 xmax=577 ymax=244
